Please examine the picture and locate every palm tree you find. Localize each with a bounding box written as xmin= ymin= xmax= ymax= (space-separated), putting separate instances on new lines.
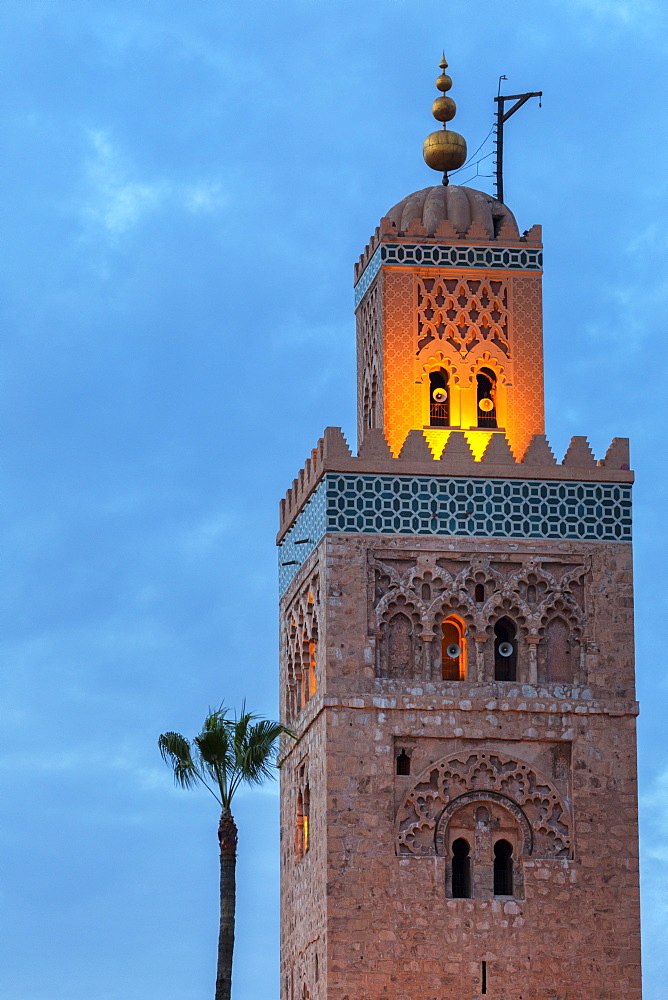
xmin=159 ymin=705 xmax=293 ymax=1000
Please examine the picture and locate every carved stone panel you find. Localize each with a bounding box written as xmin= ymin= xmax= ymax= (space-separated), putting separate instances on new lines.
xmin=370 ymin=549 xmax=588 ymax=684
xmin=396 ymin=747 xmax=572 ymax=860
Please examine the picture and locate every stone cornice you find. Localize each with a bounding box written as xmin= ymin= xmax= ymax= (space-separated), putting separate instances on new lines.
xmin=278 ymin=691 xmax=639 ymax=764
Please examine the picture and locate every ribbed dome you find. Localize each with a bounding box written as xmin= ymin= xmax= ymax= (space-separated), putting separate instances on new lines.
xmin=385 ymin=185 xmax=519 ymax=239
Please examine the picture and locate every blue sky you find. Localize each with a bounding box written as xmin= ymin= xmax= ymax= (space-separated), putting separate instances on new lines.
xmin=0 ymin=1 xmax=666 ymax=998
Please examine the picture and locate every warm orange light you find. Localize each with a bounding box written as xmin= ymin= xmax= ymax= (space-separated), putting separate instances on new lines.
xmin=441 ymin=617 xmax=466 ymax=680
xmin=465 ymin=430 xmax=494 ymax=462
xmin=309 ymin=641 xmax=317 ymax=697
xmin=379 ymin=268 xmax=545 ymax=460
xmin=423 ymin=428 xmax=449 ymax=458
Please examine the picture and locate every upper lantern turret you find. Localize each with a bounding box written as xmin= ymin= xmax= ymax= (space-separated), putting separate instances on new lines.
xmin=422 ymin=54 xmax=468 ymax=185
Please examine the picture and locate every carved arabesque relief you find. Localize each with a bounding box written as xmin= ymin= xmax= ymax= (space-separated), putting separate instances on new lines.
xmin=417 ymin=275 xmax=509 ymax=362
xmin=284 ymin=572 xmax=320 ymax=723
xmin=396 ymin=748 xmax=572 ymax=860
xmin=357 ymin=276 xmax=383 ymax=440
xmin=371 ymin=552 xmax=588 ymax=683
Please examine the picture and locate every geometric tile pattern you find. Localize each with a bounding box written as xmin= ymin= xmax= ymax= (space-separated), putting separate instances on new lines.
xmin=278 ymin=486 xmax=327 ymax=597
xmin=506 ymin=274 xmax=545 ymax=458
xmin=383 ymin=271 xmax=418 ymax=455
xmin=278 ymin=473 xmax=632 ymax=596
xmin=354 ymin=242 xmax=543 ymax=308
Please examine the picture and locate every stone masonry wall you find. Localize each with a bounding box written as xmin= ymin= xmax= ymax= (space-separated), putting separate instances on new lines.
xmin=280 ymin=532 xmax=641 ymax=1000
xmin=280 ymin=705 xmax=328 ymax=1000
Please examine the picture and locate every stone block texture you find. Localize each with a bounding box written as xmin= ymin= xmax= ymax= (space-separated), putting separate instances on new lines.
xmin=279 ymin=534 xmax=641 ymax=1000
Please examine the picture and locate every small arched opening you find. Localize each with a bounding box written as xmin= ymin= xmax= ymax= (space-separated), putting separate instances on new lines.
xmin=543 ymin=617 xmax=572 ymax=683
xmin=441 ymin=617 xmax=466 ymax=681
xmin=493 ymin=839 xmax=513 ymax=896
xmin=477 ymin=367 xmax=498 ymax=428
xmin=494 ymin=617 xmax=517 ymax=681
xmin=302 ymin=785 xmax=310 ymax=854
xmin=296 ymin=791 xmax=305 ymax=860
xmin=451 ymin=838 xmax=472 ymax=898
xmin=429 ymin=369 xmax=450 ymax=427
xmin=387 ymin=612 xmax=413 ymax=678
xmin=396 ymin=749 xmax=411 ymax=775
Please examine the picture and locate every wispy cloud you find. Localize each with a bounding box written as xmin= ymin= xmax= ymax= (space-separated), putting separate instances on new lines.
xmin=569 ymin=0 xmax=664 ymax=22
xmin=82 ymin=129 xmax=167 ymax=235
xmin=81 ymin=129 xmax=226 ymax=237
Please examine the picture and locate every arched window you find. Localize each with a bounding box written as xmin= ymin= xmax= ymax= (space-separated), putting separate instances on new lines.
xmin=396 ymin=749 xmax=411 ymax=775
xmin=477 ymin=367 xmax=497 ymax=428
xmin=387 ymin=612 xmax=413 ymax=677
xmin=543 ymin=617 xmax=572 ymax=683
xmin=308 ymin=639 xmax=317 ymax=698
xmin=300 ymin=657 xmax=309 ymax=708
xmin=474 ymin=583 xmax=485 ymax=603
xmin=429 ymin=369 xmax=450 ymax=427
xmin=302 ymin=784 xmax=310 ymax=854
xmin=452 ymin=838 xmax=472 ymax=898
xmin=296 ymin=791 xmax=304 ymax=859
xmin=296 ymin=785 xmax=310 ymax=859
xmin=494 ymin=617 xmax=517 ymax=681
xmin=441 ymin=617 xmax=465 ymax=681
xmin=493 ymin=839 xmax=513 ymax=896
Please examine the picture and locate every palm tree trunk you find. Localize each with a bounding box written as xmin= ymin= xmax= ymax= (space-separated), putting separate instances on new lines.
xmin=216 ymin=809 xmax=238 ymax=1000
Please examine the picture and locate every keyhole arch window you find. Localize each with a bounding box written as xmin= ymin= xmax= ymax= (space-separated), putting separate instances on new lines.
xmin=539 ymin=616 xmax=574 ymax=683
xmin=441 ymin=615 xmax=466 ymax=681
xmin=477 ymin=366 xmax=498 ymax=428
xmin=494 ymin=616 xmax=518 ymax=681
xmin=493 ymin=839 xmax=513 ymax=896
xmin=295 ymin=783 xmax=310 ymax=861
xmin=429 ymin=369 xmax=450 ymax=427
xmin=451 ymin=837 xmax=472 ymax=898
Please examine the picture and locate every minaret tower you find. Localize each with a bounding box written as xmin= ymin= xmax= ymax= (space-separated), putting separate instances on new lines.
xmin=278 ymin=57 xmax=641 ymax=1000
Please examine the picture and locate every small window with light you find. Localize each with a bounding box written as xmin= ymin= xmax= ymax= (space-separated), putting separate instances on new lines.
xmin=441 ymin=617 xmax=466 ymax=680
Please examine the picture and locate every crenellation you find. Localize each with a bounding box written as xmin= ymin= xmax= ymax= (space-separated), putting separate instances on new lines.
xmin=521 ymin=432 xmax=557 ymax=465
xmin=563 ymin=435 xmax=597 ymax=467
xmin=480 ymin=431 xmax=516 ymax=464
xmin=278 ymin=428 xmax=634 ymax=541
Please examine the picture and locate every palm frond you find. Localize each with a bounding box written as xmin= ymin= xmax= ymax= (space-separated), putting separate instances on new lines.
xmin=201 ymin=705 xmax=228 ymax=733
xmin=158 ymin=731 xmax=200 ymax=789
xmin=160 ymin=704 xmax=295 ymax=810
xmin=227 ymin=715 xmax=291 ymax=800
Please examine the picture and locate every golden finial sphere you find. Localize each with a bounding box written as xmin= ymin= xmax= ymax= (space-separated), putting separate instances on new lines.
xmin=436 ymin=73 xmax=452 ymax=92
xmin=432 ymin=96 xmax=456 ymax=122
xmin=423 ymin=130 xmax=467 ymax=172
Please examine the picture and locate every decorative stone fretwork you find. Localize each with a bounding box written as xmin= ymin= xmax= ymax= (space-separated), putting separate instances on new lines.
xmin=370 ymin=551 xmax=587 ymax=682
xmin=396 ymin=748 xmax=572 ymax=859
xmin=356 ymin=273 xmax=384 ymax=445
xmin=282 ymin=571 xmax=320 ymax=723
xmin=417 ymin=275 xmax=509 ymax=361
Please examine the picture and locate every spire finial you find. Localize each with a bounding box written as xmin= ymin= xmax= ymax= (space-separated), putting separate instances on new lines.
xmin=423 ymin=53 xmax=467 ymax=186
